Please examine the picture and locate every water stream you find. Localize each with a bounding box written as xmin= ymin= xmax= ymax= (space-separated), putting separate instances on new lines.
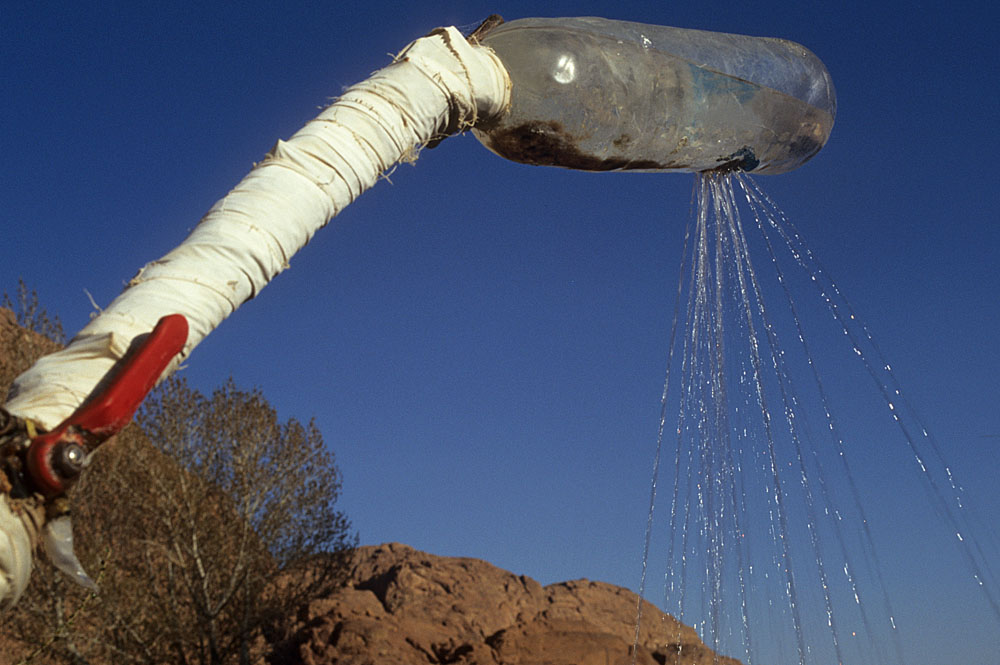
xmin=634 ymin=172 xmax=999 ymax=665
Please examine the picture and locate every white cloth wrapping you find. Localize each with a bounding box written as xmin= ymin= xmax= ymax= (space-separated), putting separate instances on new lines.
xmin=0 ymin=26 xmax=510 ymax=609
xmin=0 ymin=495 xmax=34 ymax=611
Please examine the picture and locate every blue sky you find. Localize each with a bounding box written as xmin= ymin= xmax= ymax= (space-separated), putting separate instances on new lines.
xmin=3 ymin=1 xmax=999 ymax=663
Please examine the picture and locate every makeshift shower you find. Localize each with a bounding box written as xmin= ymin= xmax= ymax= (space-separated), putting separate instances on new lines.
xmin=0 ymin=16 xmax=833 ymax=613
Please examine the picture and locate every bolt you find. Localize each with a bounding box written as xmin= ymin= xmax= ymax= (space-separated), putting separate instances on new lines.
xmin=54 ymin=442 xmax=86 ymax=479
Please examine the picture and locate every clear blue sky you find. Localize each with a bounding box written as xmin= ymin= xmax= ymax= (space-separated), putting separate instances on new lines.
xmin=3 ymin=1 xmax=998 ymax=663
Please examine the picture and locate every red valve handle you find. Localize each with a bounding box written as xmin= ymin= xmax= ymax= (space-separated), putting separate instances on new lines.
xmin=25 ymin=314 xmax=189 ymax=497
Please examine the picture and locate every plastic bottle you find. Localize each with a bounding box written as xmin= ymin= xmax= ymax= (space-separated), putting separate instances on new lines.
xmin=473 ymin=17 xmax=836 ymax=174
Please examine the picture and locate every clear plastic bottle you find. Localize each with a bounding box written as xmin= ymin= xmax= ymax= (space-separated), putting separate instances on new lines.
xmin=474 ymin=17 xmax=836 ymax=174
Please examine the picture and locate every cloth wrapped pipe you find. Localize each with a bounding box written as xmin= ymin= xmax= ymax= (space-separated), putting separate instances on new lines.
xmin=0 ymin=23 xmax=510 ymax=612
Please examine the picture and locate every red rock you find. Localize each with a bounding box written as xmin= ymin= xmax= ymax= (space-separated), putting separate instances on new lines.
xmin=280 ymin=543 xmax=741 ymax=665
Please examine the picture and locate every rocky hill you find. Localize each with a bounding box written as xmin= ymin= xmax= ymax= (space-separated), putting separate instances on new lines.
xmin=275 ymin=543 xmax=739 ymax=665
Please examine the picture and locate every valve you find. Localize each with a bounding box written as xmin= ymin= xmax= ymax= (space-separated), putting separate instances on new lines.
xmin=23 ymin=314 xmax=188 ymax=497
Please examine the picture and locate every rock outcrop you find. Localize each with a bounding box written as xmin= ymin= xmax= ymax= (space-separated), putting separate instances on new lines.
xmin=278 ymin=543 xmax=740 ymax=665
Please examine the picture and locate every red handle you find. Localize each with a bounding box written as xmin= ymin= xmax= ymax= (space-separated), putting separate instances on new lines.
xmin=69 ymin=314 xmax=189 ymax=438
xmin=26 ymin=314 xmax=188 ymax=496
